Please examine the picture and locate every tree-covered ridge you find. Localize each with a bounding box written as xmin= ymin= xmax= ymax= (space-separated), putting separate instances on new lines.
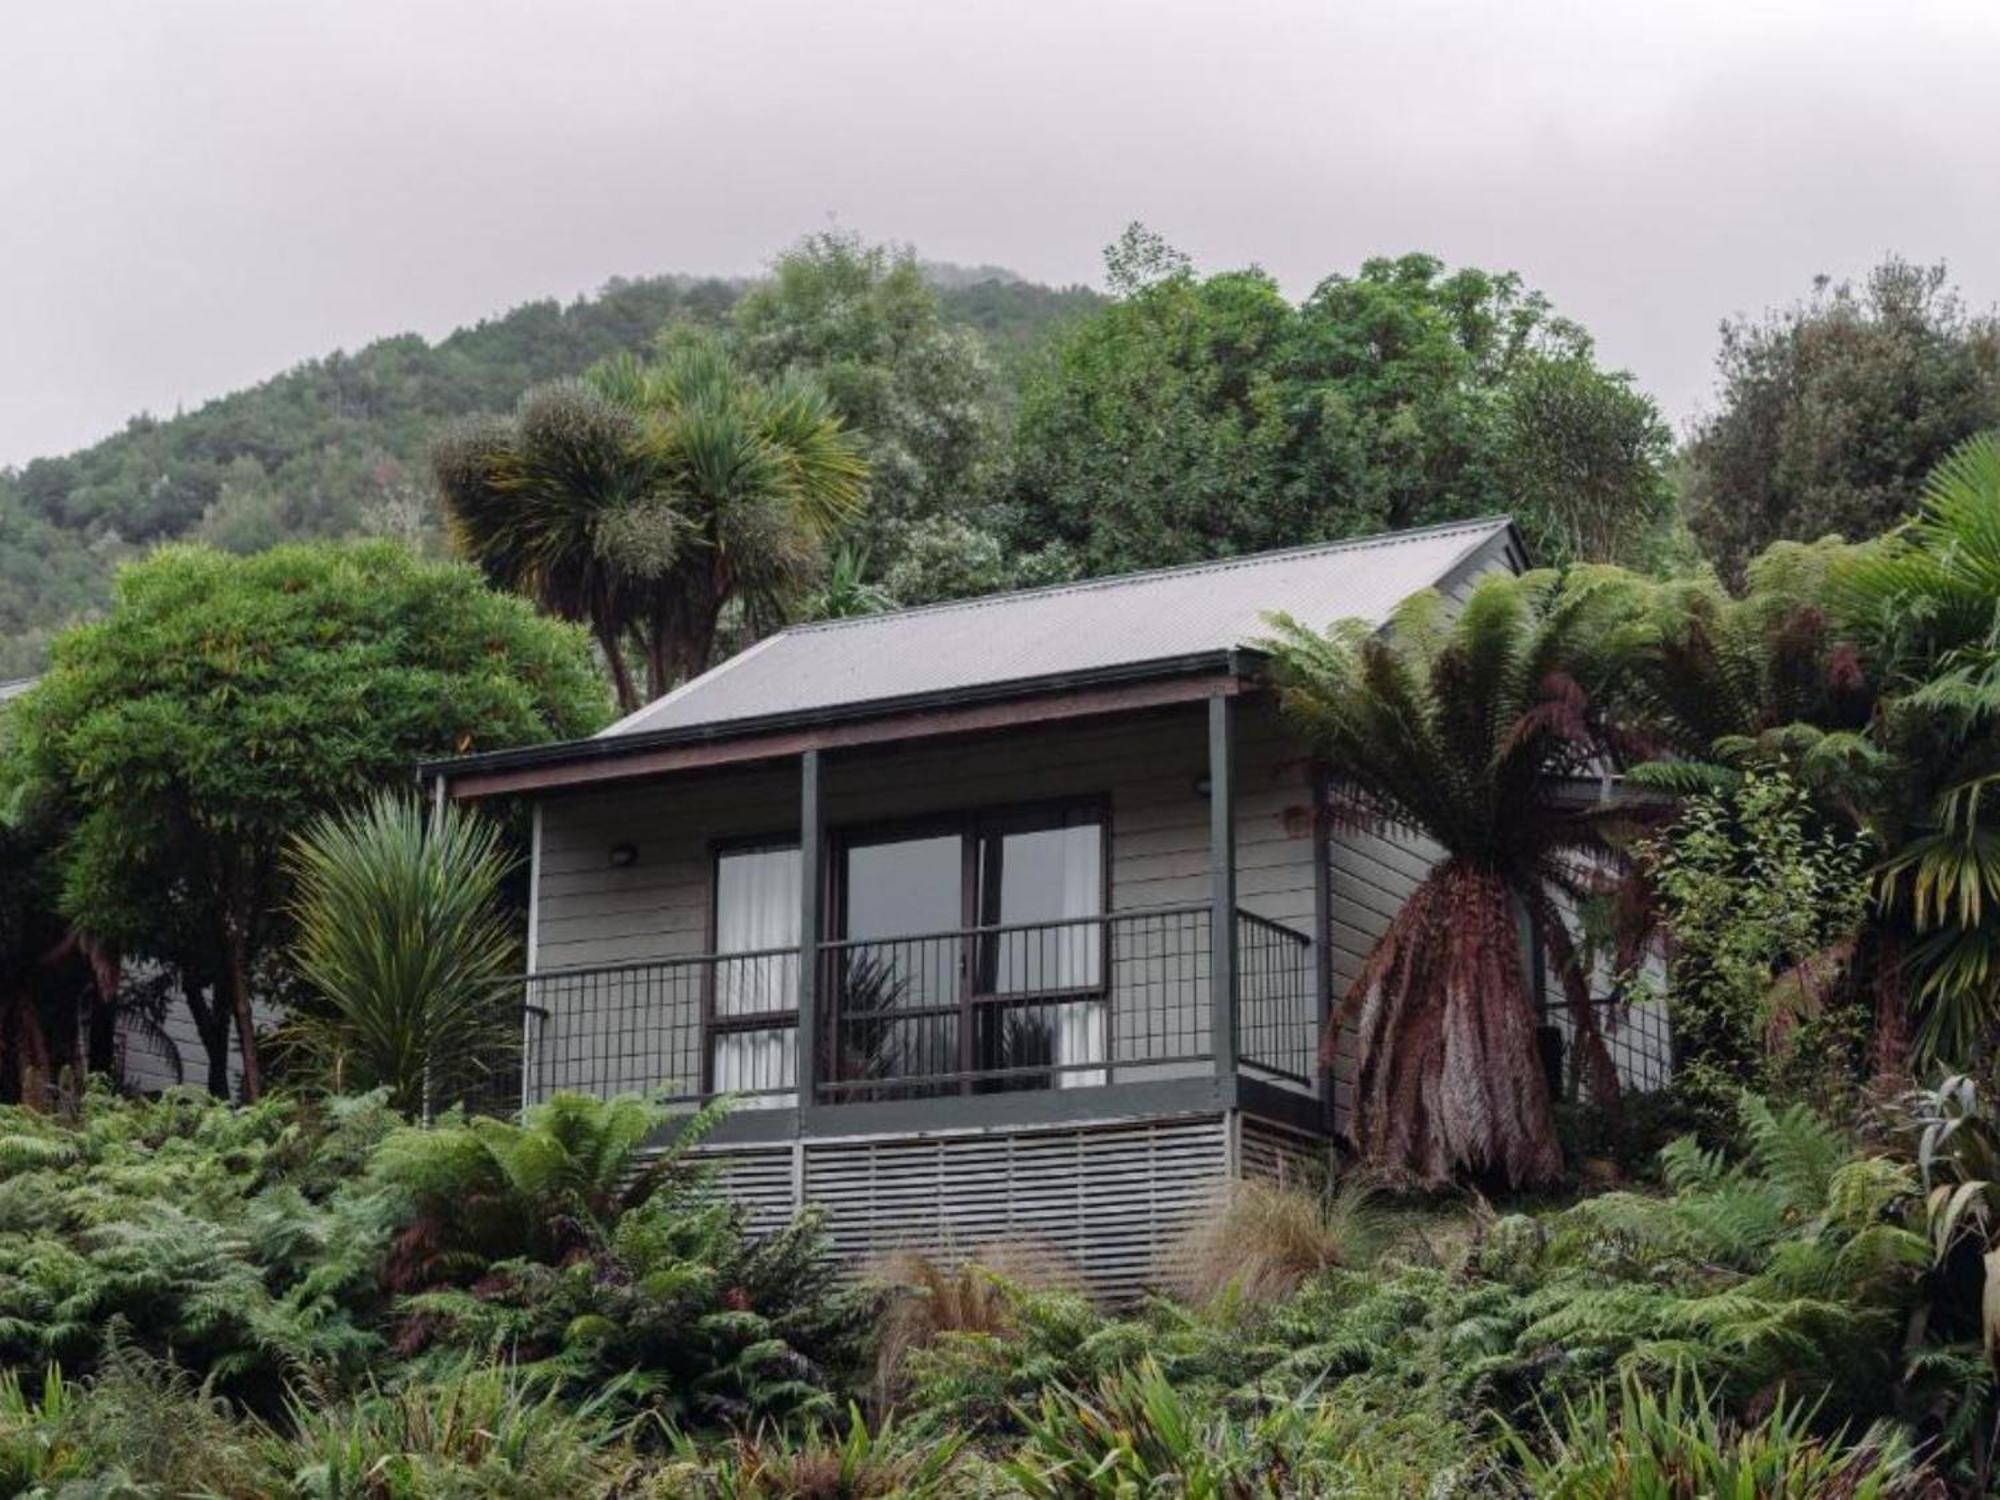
xmin=0 ymin=263 xmax=1097 ymax=676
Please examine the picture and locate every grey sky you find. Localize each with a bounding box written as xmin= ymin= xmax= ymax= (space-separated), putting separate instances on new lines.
xmin=3 ymin=0 xmax=1996 ymax=469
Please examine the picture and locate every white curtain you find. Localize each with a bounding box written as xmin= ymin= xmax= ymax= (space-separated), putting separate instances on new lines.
xmin=713 ymin=848 xmax=800 ymax=1108
xmin=1051 ymin=826 xmax=1107 ymax=1087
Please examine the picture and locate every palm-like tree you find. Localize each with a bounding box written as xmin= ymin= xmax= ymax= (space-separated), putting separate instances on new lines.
xmin=1265 ymin=569 xmax=1639 ymax=1186
xmin=283 ymin=792 xmax=519 ymax=1115
xmin=594 ymin=341 xmax=869 ymax=692
xmin=433 ymin=339 xmax=866 ymax=714
xmin=1828 ymin=433 xmax=2000 ymax=1063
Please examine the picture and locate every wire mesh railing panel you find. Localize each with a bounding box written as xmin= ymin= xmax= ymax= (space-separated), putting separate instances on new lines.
xmin=819 ymin=905 xmax=1217 ymax=1100
xmin=1235 ymin=910 xmax=1317 ymax=1088
xmin=466 ymin=905 xmax=1327 ymax=1117
xmin=1539 ymin=992 xmax=1674 ymax=1097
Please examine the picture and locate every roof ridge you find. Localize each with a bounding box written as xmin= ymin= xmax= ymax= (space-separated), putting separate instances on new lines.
xmin=783 ymin=516 xmax=1514 ymax=636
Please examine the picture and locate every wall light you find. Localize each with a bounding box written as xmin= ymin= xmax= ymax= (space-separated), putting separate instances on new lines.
xmin=608 ymin=842 xmax=639 ymax=868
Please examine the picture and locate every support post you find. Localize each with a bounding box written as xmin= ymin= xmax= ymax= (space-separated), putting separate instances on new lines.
xmin=1311 ymin=761 xmax=1335 ymax=1125
xmin=1208 ymin=692 xmax=1238 ymax=1079
xmin=798 ymin=749 xmax=824 ymax=1112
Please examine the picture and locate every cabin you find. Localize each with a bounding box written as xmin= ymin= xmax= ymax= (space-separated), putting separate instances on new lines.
xmin=421 ymin=517 xmax=1645 ymax=1299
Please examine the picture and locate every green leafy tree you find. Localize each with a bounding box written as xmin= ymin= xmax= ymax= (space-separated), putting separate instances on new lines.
xmin=1265 ymin=569 xmax=1640 ymax=1186
xmin=283 ymin=793 xmax=521 ymax=1116
xmin=11 ymin=541 xmax=609 ymax=1098
xmin=1010 ymin=234 xmax=1672 ymax=575
xmin=1685 ymin=259 xmax=2000 ymax=582
xmin=1641 ymin=769 xmax=1873 ymax=1127
xmin=434 ymin=339 xmax=866 ymax=713
xmin=732 ymin=232 xmax=999 ymax=573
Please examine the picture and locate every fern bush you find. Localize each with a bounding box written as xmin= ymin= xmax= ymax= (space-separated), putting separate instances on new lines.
xmin=1508 ymin=1367 xmax=1932 ymax=1498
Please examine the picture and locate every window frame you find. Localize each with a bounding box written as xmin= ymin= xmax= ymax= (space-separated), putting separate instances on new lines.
xmin=701 ymin=832 xmax=805 ymax=1095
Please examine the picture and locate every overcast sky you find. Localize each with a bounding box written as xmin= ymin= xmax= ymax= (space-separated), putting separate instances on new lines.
xmin=2 ymin=0 xmax=1996 ymax=468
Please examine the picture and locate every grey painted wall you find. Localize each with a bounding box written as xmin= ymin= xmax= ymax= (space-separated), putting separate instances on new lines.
xmin=527 ymin=697 xmax=1319 ymax=1099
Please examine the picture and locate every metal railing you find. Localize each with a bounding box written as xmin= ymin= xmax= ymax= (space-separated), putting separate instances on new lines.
xmin=492 ymin=905 xmax=1318 ymax=1112
xmin=820 ymin=904 xmax=1214 ymax=1101
xmin=517 ymin=948 xmax=800 ymax=1109
xmin=1236 ymin=909 xmax=1317 ymax=1089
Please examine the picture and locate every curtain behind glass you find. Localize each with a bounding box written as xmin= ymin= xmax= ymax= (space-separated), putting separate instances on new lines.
xmin=984 ymin=819 xmax=1106 ymax=1087
xmin=712 ymin=847 xmax=799 ymax=1106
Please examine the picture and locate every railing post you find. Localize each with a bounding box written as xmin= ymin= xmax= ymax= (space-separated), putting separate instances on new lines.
xmin=1310 ymin=761 xmax=1335 ymax=1124
xmin=1208 ymin=691 xmax=1238 ymax=1079
xmin=798 ymin=748 xmax=823 ymax=1111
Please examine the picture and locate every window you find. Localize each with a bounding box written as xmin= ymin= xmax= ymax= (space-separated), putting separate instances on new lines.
xmin=708 ymin=842 xmax=799 ymax=1105
xmin=831 ymin=801 xmax=1108 ymax=1093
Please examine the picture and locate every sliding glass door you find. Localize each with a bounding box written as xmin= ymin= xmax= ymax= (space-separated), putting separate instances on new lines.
xmin=831 ymin=802 xmax=1107 ymax=1094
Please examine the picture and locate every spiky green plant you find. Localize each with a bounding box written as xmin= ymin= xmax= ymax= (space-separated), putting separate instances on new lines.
xmin=434 ymin=338 xmax=866 ymax=711
xmin=278 ymin=1359 xmax=629 ymax=1499
xmin=283 ymin=792 xmax=520 ymax=1117
xmin=1264 ymin=567 xmax=1643 ymax=1186
xmin=657 ymin=1405 xmax=968 ymax=1498
xmin=1509 ymin=1367 xmax=1927 ymax=1498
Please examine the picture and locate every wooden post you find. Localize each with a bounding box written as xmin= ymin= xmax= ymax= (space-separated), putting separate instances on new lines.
xmin=798 ymin=749 xmax=823 ymax=1112
xmin=1208 ymin=693 xmax=1237 ymax=1079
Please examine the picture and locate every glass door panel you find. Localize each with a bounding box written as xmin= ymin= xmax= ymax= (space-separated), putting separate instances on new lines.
xmin=837 ymin=832 xmax=965 ymax=1091
xmin=975 ymin=811 xmax=1106 ymax=1088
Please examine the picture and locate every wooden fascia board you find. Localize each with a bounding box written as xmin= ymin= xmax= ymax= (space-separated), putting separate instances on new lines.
xmin=447 ymin=671 xmax=1249 ymax=801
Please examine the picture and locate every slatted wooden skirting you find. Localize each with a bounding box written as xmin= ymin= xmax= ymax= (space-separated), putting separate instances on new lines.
xmin=699 ymin=1113 xmax=1232 ymax=1303
xmin=1239 ymin=1114 xmax=1334 ymax=1189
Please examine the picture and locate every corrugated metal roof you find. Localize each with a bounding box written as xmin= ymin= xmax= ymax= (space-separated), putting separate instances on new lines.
xmin=605 ymin=517 xmax=1515 ymax=739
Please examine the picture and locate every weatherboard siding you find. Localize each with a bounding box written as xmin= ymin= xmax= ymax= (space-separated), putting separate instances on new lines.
xmin=530 ymin=699 xmax=1318 ymax=1089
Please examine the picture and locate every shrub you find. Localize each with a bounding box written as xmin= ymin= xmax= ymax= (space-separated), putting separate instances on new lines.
xmin=651 ymin=1406 xmax=969 ymax=1499
xmin=869 ymin=1241 xmax=1087 ymax=1407
xmin=274 ymin=1361 xmax=630 ymax=1499
xmin=1508 ymin=1367 xmax=1934 ymax=1498
xmin=1157 ymin=1177 xmax=1385 ymax=1309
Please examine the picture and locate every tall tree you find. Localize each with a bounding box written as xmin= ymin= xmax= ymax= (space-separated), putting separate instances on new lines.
xmin=11 ymin=541 xmax=608 ymax=1098
xmin=1684 ymin=259 xmax=2000 ymax=582
xmin=732 ymin=232 xmax=999 ymax=572
xmin=434 ymin=339 xmax=866 ymax=713
xmin=1266 ymin=570 xmax=1638 ymax=1187
xmin=1009 ymin=234 xmax=1673 ymax=574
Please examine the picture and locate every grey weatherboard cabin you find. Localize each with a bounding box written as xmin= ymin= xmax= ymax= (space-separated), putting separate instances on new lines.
xmin=423 ymin=517 xmax=1534 ymax=1299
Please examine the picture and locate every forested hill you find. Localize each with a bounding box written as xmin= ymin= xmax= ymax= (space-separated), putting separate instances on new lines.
xmin=0 ymin=266 xmax=1097 ymax=675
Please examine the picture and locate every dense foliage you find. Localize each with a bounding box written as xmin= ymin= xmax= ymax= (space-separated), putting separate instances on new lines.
xmin=6 ymin=542 xmax=609 ymax=1098
xmin=0 ymin=1085 xmax=1973 ymax=1495
xmin=0 ymin=260 xmax=1089 ymax=676
xmin=1004 ymin=234 xmax=1674 ymax=577
xmin=1685 ymin=258 xmax=2000 ymax=583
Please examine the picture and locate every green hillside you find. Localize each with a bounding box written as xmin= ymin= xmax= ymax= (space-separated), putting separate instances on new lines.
xmin=0 ymin=267 xmax=1096 ymax=675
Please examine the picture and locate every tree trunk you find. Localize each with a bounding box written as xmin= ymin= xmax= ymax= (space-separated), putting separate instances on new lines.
xmin=1333 ymin=860 xmax=1563 ymax=1187
xmin=225 ymin=933 xmax=262 ymax=1102
xmin=592 ymin=620 xmax=640 ymax=714
xmin=1 ymin=988 xmax=51 ymax=1107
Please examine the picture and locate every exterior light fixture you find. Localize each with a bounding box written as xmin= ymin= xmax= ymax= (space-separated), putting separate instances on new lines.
xmin=608 ymin=842 xmax=639 ymax=868
xmin=1192 ymin=773 xmax=1213 ymax=799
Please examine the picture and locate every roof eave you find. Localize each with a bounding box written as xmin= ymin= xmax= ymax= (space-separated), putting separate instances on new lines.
xmin=419 ymin=646 xmax=1265 ymax=785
